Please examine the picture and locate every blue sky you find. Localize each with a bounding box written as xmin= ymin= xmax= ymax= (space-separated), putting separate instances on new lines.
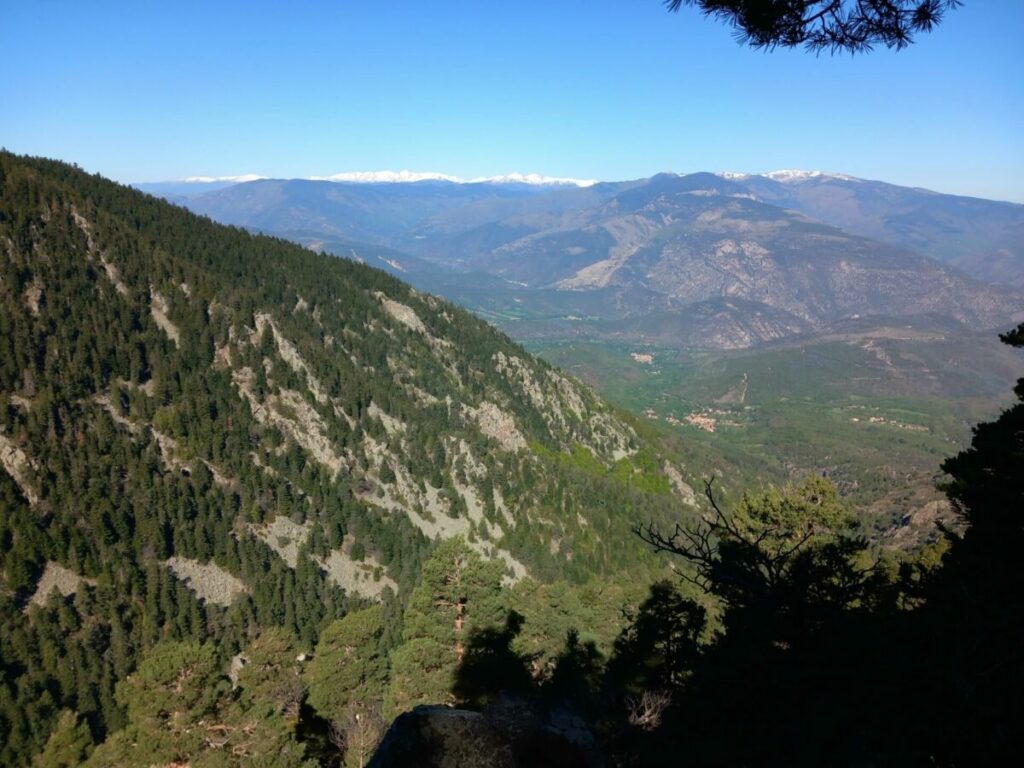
xmin=3 ymin=1 xmax=1022 ymax=201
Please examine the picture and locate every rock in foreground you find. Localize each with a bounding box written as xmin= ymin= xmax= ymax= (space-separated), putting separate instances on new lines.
xmin=368 ymin=701 xmax=603 ymax=768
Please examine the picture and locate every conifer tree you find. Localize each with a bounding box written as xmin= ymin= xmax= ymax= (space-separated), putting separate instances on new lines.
xmin=384 ymin=538 xmax=505 ymax=716
xmin=33 ymin=710 xmax=93 ymax=768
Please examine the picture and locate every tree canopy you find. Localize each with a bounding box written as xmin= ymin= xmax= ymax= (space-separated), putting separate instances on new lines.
xmin=666 ymin=0 xmax=962 ymax=53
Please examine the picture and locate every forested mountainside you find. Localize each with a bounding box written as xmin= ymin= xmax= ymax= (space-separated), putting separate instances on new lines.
xmin=0 ymin=153 xmax=698 ymax=764
xmin=3 ymin=155 xmax=1022 ymax=767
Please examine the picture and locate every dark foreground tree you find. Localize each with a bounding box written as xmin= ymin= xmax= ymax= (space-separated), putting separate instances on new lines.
xmin=916 ymin=321 xmax=1024 ymax=763
xmin=666 ymin=0 xmax=962 ymax=53
xmin=622 ymin=325 xmax=1024 ymax=765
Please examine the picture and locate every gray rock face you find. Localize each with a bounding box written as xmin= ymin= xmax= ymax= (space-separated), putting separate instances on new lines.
xmin=368 ymin=701 xmax=603 ymax=768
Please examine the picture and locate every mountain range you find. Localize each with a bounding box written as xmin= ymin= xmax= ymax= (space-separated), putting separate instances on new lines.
xmin=152 ymin=170 xmax=1024 ymax=350
xmin=6 ymin=155 xmax=1021 ymax=767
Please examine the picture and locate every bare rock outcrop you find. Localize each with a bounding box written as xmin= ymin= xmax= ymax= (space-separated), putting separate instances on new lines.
xmin=369 ymin=700 xmax=603 ymax=768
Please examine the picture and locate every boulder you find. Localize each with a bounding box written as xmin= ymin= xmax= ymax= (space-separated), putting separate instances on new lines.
xmin=368 ymin=699 xmax=602 ymax=768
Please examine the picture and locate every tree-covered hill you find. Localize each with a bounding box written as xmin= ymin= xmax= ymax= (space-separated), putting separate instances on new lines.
xmin=0 ymin=153 xmax=696 ymax=764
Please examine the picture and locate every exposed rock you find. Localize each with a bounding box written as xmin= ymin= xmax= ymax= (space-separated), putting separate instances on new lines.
xmin=233 ymin=366 xmax=347 ymax=475
xmin=377 ymin=293 xmax=426 ymax=333
xmin=463 ymin=401 xmax=527 ymax=452
xmin=663 ymin=462 xmax=697 ymax=507
xmin=493 ymin=353 xmax=590 ymax=441
xmin=451 ymin=440 xmax=488 ymax=526
xmin=29 ymin=562 xmax=95 ymax=606
xmin=358 ymin=437 xmax=527 ymax=581
xmin=8 ymin=393 xmax=32 ymax=410
xmin=369 ymin=700 xmax=603 ymax=768
xmin=23 ymin=278 xmax=42 ymax=316
xmin=493 ymin=486 xmax=515 ymax=528
xmin=320 ymin=548 xmax=397 ymax=599
xmin=152 ymin=427 xmax=190 ymax=473
xmin=557 ymin=213 xmax=662 ymax=290
xmin=150 ymin=289 xmax=181 ymax=346
xmin=408 ymin=384 xmax=440 ymax=406
xmin=369 ymin=402 xmax=406 ymax=436
xmin=587 ymin=412 xmax=636 ymax=461
xmin=249 ymin=515 xmax=397 ymax=598
xmin=99 ymin=254 xmax=129 ymax=297
xmin=546 ymin=371 xmax=587 ymax=422
xmin=254 ymin=312 xmax=329 ymax=404
xmin=72 ymin=209 xmax=131 ymax=298
xmin=0 ymin=433 xmax=39 ymax=506
xmin=487 ymin=546 xmax=528 ymax=583
xmin=492 ymin=351 xmax=634 ymax=461
xmin=885 ymin=498 xmax=955 ymax=549
xmin=249 ymin=516 xmax=312 ymax=568
xmin=494 ymin=352 xmax=547 ymax=412
xmin=94 ymin=393 xmax=142 ymax=434
xmin=94 ymin=395 xmax=234 ymax=487
xmin=165 ymin=556 xmax=249 ymax=606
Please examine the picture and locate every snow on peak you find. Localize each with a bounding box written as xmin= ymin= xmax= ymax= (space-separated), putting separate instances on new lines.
xmin=308 ymin=170 xmax=463 ymax=184
xmin=761 ymin=170 xmax=858 ymax=183
xmin=716 ymin=170 xmax=861 ymax=183
xmin=306 ymin=170 xmax=597 ymax=187
xmin=469 ymin=172 xmax=598 ymax=187
xmin=182 ymin=174 xmax=267 ymax=183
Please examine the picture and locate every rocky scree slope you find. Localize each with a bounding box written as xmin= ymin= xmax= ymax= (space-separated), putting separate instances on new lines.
xmin=0 ymin=154 xmax=696 ymax=609
xmin=0 ymin=153 xmax=703 ymax=761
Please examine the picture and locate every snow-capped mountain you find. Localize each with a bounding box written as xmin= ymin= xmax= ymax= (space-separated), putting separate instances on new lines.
xmin=468 ymin=172 xmax=598 ymax=187
xmin=718 ymin=170 xmax=859 ymax=183
xmin=166 ymin=170 xmax=598 ymax=187
xmin=307 ymin=170 xmax=464 ymax=184
xmin=182 ymin=173 xmax=268 ymax=183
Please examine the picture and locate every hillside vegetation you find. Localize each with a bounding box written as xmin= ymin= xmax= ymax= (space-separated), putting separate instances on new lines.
xmin=4 ymin=155 xmax=1020 ymax=767
xmin=0 ymin=154 xmax=697 ymax=764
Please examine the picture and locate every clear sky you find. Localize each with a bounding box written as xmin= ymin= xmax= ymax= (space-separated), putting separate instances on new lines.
xmin=3 ymin=1 xmax=1022 ymax=201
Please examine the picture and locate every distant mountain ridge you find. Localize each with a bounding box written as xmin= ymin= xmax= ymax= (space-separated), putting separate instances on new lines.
xmin=173 ymin=169 xmax=1024 ymax=350
xmin=736 ymin=172 xmax=1024 ymax=284
xmin=158 ymin=169 xmax=1024 ymax=287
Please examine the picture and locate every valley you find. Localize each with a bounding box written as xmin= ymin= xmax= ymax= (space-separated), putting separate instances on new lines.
xmin=7 ymin=3 xmax=1022 ymax=763
xmin=532 ymin=326 xmax=1023 ymax=543
xmin=153 ymin=170 xmax=1024 ymax=539
xmin=4 ymin=150 xmax=1022 ymax=768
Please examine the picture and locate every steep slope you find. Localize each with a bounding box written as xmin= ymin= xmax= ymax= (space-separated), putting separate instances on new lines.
xmin=736 ymin=172 xmax=1024 ymax=285
xmin=0 ymin=154 xmax=694 ymax=764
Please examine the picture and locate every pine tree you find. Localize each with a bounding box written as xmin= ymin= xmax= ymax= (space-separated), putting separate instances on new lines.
xmin=384 ymin=538 xmax=505 ymax=716
xmin=33 ymin=710 xmax=93 ymax=768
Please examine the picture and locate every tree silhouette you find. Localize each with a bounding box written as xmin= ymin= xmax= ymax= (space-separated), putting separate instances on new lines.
xmin=914 ymin=320 xmax=1024 ymax=763
xmin=452 ymin=611 xmax=535 ymax=709
xmin=666 ymin=0 xmax=962 ymax=53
